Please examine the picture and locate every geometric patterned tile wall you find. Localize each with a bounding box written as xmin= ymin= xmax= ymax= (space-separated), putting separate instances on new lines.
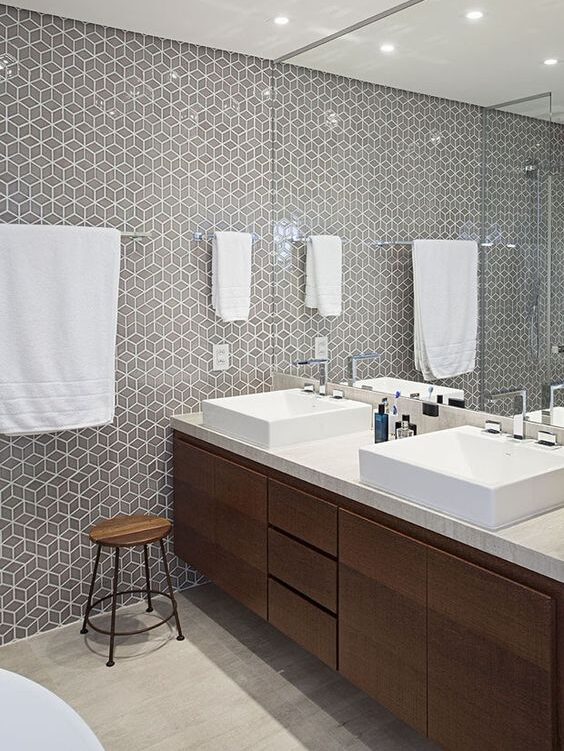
xmin=0 ymin=4 xmax=273 ymax=645
xmin=272 ymin=63 xmax=483 ymax=406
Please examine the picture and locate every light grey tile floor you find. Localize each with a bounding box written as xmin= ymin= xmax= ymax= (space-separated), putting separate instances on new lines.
xmin=0 ymin=584 xmax=437 ymax=750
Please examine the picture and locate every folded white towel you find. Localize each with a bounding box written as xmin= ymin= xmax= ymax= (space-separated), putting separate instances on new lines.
xmin=0 ymin=225 xmax=121 ymax=435
xmin=412 ymin=239 xmax=478 ymax=381
xmin=211 ymin=232 xmax=253 ymax=322
xmin=305 ymin=235 xmax=342 ymax=317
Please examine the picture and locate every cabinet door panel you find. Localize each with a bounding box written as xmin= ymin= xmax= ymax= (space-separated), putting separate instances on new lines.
xmin=339 ymin=510 xmax=427 ymax=735
xmin=173 ymin=438 xmax=216 ymax=580
xmin=428 ymin=549 xmax=556 ymax=751
xmin=215 ymin=454 xmax=268 ymax=618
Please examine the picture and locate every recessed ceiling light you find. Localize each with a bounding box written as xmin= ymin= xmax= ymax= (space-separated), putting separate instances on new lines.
xmin=274 ymin=16 xmax=289 ymax=25
xmin=544 ymin=58 xmax=558 ymax=65
xmin=465 ymin=10 xmax=484 ymax=20
xmin=380 ymin=43 xmax=395 ymax=53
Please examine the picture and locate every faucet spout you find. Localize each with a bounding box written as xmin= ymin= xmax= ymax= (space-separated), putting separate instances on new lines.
xmin=347 ymin=351 xmax=381 ymax=386
xmin=293 ymin=358 xmax=330 ymax=396
xmin=486 ymin=388 xmax=528 ymax=440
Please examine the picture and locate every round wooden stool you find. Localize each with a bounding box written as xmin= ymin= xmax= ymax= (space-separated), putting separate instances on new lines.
xmin=80 ymin=514 xmax=184 ymax=667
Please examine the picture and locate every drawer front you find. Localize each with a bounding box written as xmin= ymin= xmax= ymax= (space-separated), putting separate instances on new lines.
xmin=268 ymin=578 xmax=337 ymax=669
xmin=268 ymin=528 xmax=337 ymax=612
xmin=268 ymin=479 xmax=337 ymax=555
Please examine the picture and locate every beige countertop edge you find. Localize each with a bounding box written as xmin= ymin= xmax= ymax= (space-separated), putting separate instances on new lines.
xmin=171 ymin=413 xmax=564 ymax=585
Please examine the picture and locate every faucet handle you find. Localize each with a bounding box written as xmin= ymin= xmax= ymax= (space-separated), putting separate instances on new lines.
xmin=538 ymin=430 xmax=557 ymax=447
xmin=303 ymin=382 xmax=315 ymax=393
xmin=484 ymin=419 xmax=502 ymax=435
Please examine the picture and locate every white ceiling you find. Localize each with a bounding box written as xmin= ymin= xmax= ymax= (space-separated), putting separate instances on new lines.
xmin=12 ymin=0 xmax=564 ymax=119
xmin=11 ymin=0 xmax=403 ymax=60
xmin=288 ymin=0 xmax=564 ymax=118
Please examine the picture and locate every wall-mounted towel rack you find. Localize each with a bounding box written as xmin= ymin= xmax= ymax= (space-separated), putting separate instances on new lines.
xmin=374 ymin=239 xmax=517 ymax=249
xmin=289 ymin=235 xmax=350 ymax=244
xmin=120 ymin=231 xmax=153 ymax=241
xmin=192 ymin=230 xmax=261 ymax=244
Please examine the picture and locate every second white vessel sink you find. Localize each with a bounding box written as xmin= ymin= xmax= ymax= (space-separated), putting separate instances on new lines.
xmin=359 ymin=425 xmax=564 ymax=528
xmin=202 ymin=389 xmax=372 ymax=449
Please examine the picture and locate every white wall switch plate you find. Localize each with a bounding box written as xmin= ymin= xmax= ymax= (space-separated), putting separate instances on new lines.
xmin=212 ymin=343 xmax=230 ymax=371
xmin=315 ymin=336 xmax=329 ymax=360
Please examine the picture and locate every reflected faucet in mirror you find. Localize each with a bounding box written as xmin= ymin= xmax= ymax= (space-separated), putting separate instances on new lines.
xmin=485 ymin=388 xmax=528 ymax=440
xmin=348 ymin=352 xmax=381 ymax=387
xmin=293 ymin=358 xmax=329 ymax=396
xmin=538 ymin=381 xmax=564 ymax=425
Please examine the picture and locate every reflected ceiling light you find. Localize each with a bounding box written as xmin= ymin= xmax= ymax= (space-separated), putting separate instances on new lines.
xmin=380 ymin=43 xmax=395 ymax=53
xmin=274 ymin=16 xmax=289 ymax=25
xmin=544 ymin=58 xmax=558 ymax=65
xmin=465 ymin=10 xmax=484 ymax=20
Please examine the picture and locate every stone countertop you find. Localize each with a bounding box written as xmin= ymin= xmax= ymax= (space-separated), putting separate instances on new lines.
xmin=171 ymin=413 xmax=564 ymax=584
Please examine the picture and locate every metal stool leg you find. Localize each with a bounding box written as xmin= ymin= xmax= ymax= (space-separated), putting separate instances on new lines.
xmin=143 ymin=544 xmax=153 ymax=613
xmin=159 ymin=538 xmax=184 ymax=641
xmin=106 ymin=546 xmax=120 ymax=667
xmin=80 ymin=544 xmax=102 ymax=635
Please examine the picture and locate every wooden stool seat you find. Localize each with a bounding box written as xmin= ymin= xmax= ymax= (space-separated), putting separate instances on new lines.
xmin=89 ymin=514 xmax=172 ymax=547
xmin=81 ymin=513 xmax=184 ymax=667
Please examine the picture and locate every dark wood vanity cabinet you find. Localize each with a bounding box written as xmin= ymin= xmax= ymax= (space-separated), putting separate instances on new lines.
xmin=173 ymin=434 xmax=267 ymax=618
xmin=173 ymin=432 xmax=562 ymax=749
xmin=339 ymin=509 xmax=428 ymax=734
xmin=427 ymin=549 xmax=556 ymax=751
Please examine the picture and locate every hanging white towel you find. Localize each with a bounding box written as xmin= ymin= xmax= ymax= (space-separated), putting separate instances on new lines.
xmin=412 ymin=239 xmax=478 ymax=381
xmin=305 ymin=235 xmax=342 ymax=317
xmin=0 ymin=225 xmax=121 ymax=435
xmin=211 ymin=231 xmax=253 ymax=322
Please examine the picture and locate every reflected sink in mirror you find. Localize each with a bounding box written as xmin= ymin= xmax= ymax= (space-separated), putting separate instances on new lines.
xmin=202 ymin=389 xmax=372 ymax=449
xmin=527 ymin=407 xmax=564 ymax=428
xmin=359 ymin=426 xmax=564 ymax=529
xmin=353 ymin=377 xmax=464 ymax=404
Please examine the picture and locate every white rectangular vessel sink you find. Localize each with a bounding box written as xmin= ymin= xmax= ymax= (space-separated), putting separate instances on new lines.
xmin=202 ymin=389 xmax=372 ymax=449
xmin=359 ymin=426 xmax=564 ymax=528
xmin=354 ymin=376 xmax=464 ymax=403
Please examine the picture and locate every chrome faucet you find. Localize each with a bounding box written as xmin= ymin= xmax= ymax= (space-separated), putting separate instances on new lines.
xmin=485 ymin=388 xmax=528 ymax=440
xmin=348 ymin=351 xmax=381 ymax=386
xmin=293 ymin=358 xmax=329 ymax=396
xmin=541 ymin=380 xmax=564 ymax=423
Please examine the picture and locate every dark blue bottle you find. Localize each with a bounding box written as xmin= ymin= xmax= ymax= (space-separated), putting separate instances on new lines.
xmin=374 ymin=403 xmax=389 ymax=443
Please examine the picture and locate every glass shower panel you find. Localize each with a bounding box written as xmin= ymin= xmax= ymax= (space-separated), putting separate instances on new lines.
xmin=482 ymin=95 xmax=552 ymax=413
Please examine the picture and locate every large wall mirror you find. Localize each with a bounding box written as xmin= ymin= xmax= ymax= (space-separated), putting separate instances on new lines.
xmin=271 ymin=0 xmax=564 ymax=426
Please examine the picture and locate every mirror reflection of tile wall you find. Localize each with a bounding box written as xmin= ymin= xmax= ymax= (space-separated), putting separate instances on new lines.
xmin=272 ymin=63 xmax=564 ymax=412
xmin=272 ymin=63 xmax=482 ymax=406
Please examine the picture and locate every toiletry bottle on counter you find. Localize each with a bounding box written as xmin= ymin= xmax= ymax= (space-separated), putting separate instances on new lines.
xmin=374 ymin=403 xmax=389 ymax=443
xmin=396 ymin=414 xmax=415 ymax=439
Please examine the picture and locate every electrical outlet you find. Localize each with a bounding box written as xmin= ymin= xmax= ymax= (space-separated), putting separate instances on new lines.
xmin=315 ymin=336 xmax=328 ymax=360
xmin=212 ymin=343 xmax=230 ymax=371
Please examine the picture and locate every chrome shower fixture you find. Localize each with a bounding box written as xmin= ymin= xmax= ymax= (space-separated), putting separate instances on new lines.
xmin=524 ymin=160 xmax=539 ymax=177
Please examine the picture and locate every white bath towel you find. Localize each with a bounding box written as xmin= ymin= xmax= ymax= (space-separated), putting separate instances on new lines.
xmin=0 ymin=225 xmax=121 ymax=435
xmin=211 ymin=231 xmax=253 ymax=322
xmin=305 ymin=235 xmax=342 ymax=317
xmin=412 ymin=239 xmax=478 ymax=381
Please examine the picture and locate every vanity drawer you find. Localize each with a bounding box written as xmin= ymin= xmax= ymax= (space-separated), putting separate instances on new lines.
xmin=268 ymin=479 xmax=337 ymax=555
xmin=268 ymin=578 xmax=337 ymax=669
xmin=268 ymin=528 xmax=337 ymax=612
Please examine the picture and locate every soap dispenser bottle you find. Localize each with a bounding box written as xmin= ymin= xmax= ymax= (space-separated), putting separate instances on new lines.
xmin=396 ymin=414 xmax=415 ymax=440
xmin=374 ymin=403 xmax=389 ymax=443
